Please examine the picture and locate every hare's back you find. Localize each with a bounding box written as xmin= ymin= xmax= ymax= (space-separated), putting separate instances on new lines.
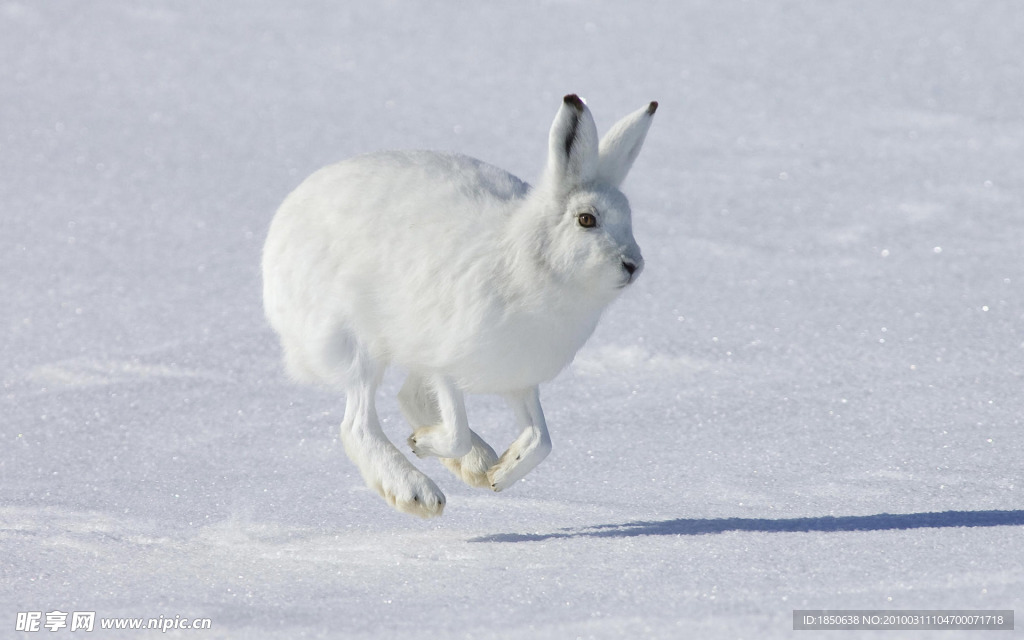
xmin=273 ymin=149 xmax=527 ymax=272
xmin=303 ymin=150 xmax=527 ymax=222
xmin=267 ymin=149 xmax=525 ymax=275
xmin=373 ymin=150 xmax=529 ymax=202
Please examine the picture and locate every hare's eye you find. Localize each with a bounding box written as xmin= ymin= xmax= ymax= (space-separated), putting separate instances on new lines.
xmin=577 ymin=212 xmax=597 ymax=228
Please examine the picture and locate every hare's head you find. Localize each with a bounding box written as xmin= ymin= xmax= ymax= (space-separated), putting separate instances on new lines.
xmin=531 ymin=95 xmax=656 ymax=299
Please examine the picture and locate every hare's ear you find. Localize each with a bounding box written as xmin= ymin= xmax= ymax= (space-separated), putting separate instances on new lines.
xmin=543 ymin=94 xmax=600 ymax=189
xmin=596 ymin=101 xmax=658 ymax=188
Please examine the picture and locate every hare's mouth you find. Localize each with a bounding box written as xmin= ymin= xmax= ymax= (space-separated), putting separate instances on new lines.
xmin=618 ymin=258 xmax=642 ymax=287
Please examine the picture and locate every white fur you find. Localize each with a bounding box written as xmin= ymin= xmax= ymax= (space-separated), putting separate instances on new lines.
xmin=262 ymin=95 xmax=657 ymax=517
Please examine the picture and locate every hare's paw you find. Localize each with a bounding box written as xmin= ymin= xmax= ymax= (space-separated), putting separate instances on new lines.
xmin=486 ymin=452 xmax=525 ymax=492
xmin=383 ymin=477 xmax=446 ymax=518
xmin=372 ymin=466 xmax=446 ymax=518
xmin=486 ymin=431 xmax=552 ymax=492
xmin=407 ymin=425 xmax=472 ymax=460
xmin=439 ymin=432 xmax=500 ymax=489
xmin=356 ymin=448 xmax=446 ymax=518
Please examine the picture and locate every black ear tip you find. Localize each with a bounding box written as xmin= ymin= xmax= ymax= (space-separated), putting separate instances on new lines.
xmin=647 ymin=101 xmax=659 ymax=115
xmin=563 ymin=94 xmax=585 ymax=112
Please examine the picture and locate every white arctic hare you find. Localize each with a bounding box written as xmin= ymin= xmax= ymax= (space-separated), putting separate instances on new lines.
xmin=262 ymin=94 xmax=657 ymax=517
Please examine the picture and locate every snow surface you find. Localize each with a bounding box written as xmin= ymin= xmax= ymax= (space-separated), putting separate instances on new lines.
xmin=2 ymin=1 xmax=1023 ymax=638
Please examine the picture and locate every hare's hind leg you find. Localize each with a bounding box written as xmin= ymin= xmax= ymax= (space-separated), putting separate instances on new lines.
xmin=399 ymin=373 xmax=499 ymax=489
xmin=340 ymin=367 xmax=445 ymax=518
xmin=487 ymin=386 xmax=552 ymax=492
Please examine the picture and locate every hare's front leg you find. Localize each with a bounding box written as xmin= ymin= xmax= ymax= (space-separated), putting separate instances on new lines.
xmin=487 ymin=386 xmax=552 ymax=492
xmin=399 ymin=374 xmax=498 ymax=489
xmin=404 ymin=374 xmax=473 ymax=459
xmin=340 ymin=379 xmax=445 ymax=518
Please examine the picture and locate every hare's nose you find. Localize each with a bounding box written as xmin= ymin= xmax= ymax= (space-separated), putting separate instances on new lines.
xmin=621 ymin=259 xmax=638 ymax=276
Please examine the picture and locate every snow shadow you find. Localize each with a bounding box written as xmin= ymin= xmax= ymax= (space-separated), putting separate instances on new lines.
xmin=470 ymin=509 xmax=1024 ymax=543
